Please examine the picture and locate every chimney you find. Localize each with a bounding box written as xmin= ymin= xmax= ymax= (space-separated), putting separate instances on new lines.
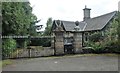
xmin=83 ymin=5 xmax=91 ymax=21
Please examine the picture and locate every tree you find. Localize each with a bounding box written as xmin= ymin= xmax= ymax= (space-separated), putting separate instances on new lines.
xmin=103 ymin=17 xmax=118 ymax=41
xmin=117 ymin=11 xmax=120 ymax=48
xmin=2 ymin=2 xmax=39 ymax=51
xmin=43 ymin=18 xmax=52 ymax=36
xmin=2 ymin=2 xmax=38 ymax=36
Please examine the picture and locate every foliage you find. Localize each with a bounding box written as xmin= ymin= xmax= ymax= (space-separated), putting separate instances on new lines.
xmin=117 ymin=11 xmax=120 ymax=48
xmin=86 ymin=12 xmax=120 ymax=53
xmin=2 ymin=2 xmax=38 ymax=36
xmin=105 ymin=11 xmax=120 ymax=53
xmin=43 ymin=18 xmax=52 ymax=36
xmin=89 ymin=32 xmax=103 ymax=42
xmin=86 ymin=39 xmax=119 ymax=53
xmin=39 ymin=18 xmax=53 ymax=47
xmin=104 ymin=40 xmax=119 ymax=53
xmin=16 ymin=39 xmax=29 ymax=48
xmin=0 ymin=60 xmax=13 ymax=67
xmin=2 ymin=38 xmax=16 ymax=59
xmin=30 ymin=38 xmax=51 ymax=47
xmin=2 ymin=2 xmax=40 ymax=52
xmin=104 ymin=17 xmax=118 ymax=41
xmin=85 ymin=41 xmax=105 ymax=53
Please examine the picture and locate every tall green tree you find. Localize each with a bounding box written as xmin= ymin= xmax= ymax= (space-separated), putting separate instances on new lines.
xmin=2 ymin=2 xmax=39 ymax=50
xmin=2 ymin=2 xmax=38 ymax=36
xmin=117 ymin=11 xmax=120 ymax=47
xmin=43 ymin=18 xmax=52 ymax=36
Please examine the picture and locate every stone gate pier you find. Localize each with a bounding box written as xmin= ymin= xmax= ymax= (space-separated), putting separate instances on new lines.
xmin=51 ymin=20 xmax=83 ymax=55
xmin=53 ymin=20 xmax=64 ymax=55
xmin=72 ymin=21 xmax=83 ymax=53
xmin=73 ymin=32 xmax=83 ymax=53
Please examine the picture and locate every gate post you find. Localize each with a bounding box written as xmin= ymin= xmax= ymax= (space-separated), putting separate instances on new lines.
xmin=72 ymin=21 xmax=83 ymax=53
xmin=53 ymin=20 xmax=64 ymax=55
xmin=73 ymin=32 xmax=82 ymax=53
xmin=54 ymin=30 xmax=64 ymax=55
xmin=51 ymin=36 xmax=55 ymax=55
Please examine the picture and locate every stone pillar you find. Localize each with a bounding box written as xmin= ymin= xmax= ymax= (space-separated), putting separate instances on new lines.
xmin=52 ymin=20 xmax=64 ymax=55
xmin=51 ymin=35 xmax=55 ymax=55
xmin=73 ymin=32 xmax=83 ymax=53
xmin=51 ymin=37 xmax=54 ymax=49
xmin=54 ymin=31 xmax=64 ymax=55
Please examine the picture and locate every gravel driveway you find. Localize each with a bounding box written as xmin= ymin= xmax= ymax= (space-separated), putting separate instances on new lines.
xmin=2 ymin=54 xmax=118 ymax=71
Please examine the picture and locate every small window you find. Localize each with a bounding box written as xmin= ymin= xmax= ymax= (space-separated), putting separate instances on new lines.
xmin=84 ymin=33 xmax=88 ymax=41
xmin=85 ymin=36 xmax=88 ymax=41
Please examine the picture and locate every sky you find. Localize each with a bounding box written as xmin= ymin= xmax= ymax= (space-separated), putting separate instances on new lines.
xmin=29 ymin=0 xmax=120 ymax=31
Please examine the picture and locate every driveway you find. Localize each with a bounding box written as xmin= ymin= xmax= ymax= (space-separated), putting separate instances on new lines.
xmin=2 ymin=54 xmax=118 ymax=71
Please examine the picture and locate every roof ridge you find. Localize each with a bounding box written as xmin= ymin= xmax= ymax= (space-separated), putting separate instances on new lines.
xmin=55 ymin=20 xmax=75 ymax=23
xmin=90 ymin=11 xmax=117 ymax=20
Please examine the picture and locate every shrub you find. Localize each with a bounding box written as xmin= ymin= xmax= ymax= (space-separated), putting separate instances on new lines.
xmin=87 ymin=41 xmax=105 ymax=53
xmin=2 ymin=38 xmax=17 ymax=59
xmin=89 ymin=40 xmax=119 ymax=53
xmin=89 ymin=32 xmax=103 ymax=42
xmin=104 ymin=40 xmax=119 ymax=53
xmin=85 ymin=40 xmax=106 ymax=53
xmin=30 ymin=38 xmax=51 ymax=47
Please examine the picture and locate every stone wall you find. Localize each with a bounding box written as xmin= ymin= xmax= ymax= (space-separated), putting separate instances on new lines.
xmin=6 ymin=47 xmax=54 ymax=59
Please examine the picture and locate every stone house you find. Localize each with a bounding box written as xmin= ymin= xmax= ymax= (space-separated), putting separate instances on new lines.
xmin=51 ymin=6 xmax=118 ymax=55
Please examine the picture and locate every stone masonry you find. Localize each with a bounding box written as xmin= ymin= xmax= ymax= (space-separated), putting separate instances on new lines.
xmin=73 ymin=32 xmax=83 ymax=53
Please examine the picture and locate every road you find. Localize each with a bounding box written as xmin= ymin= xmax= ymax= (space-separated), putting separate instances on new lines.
xmin=2 ymin=54 xmax=118 ymax=71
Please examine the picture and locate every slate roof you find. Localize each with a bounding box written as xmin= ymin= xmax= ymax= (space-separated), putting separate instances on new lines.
xmin=62 ymin=20 xmax=86 ymax=31
xmin=84 ymin=11 xmax=117 ymax=31
xmin=52 ymin=11 xmax=117 ymax=32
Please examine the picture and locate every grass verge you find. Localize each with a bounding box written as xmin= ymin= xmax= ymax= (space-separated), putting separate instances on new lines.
xmin=0 ymin=59 xmax=13 ymax=68
xmin=41 ymin=53 xmax=119 ymax=60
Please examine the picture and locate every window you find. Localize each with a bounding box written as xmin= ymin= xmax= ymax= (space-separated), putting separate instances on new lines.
xmin=84 ymin=33 xmax=88 ymax=41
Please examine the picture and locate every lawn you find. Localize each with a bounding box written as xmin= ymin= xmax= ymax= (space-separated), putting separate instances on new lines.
xmin=0 ymin=60 xmax=13 ymax=69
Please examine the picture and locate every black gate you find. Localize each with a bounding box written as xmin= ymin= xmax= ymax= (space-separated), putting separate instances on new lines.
xmin=64 ymin=37 xmax=74 ymax=54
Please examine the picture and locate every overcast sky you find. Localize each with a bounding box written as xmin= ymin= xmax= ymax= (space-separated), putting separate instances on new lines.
xmin=29 ymin=0 xmax=120 ymax=31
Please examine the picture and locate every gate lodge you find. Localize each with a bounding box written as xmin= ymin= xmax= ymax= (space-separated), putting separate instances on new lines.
xmin=2 ymin=6 xmax=118 ymax=58
xmin=51 ymin=6 xmax=117 ymax=55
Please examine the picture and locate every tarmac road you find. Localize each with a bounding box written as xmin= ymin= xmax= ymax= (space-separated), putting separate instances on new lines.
xmin=2 ymin=54 xmax=118 ymax=71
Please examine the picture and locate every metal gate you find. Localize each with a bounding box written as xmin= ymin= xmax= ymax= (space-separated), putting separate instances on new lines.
xmin=64 ymin=37 xmax=74 ymax=54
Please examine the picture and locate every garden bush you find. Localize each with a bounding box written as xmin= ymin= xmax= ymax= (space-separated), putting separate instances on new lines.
xmin=104 ymin=40 xmax=119 ymax=53
xmin=86 ymin=41 xmax=105 ymax=53
xmin=89 ymin=32 xmax=103 ymax=42
xmin=86 ymin=40 xmax=120 ymax=53
xmin=2 ymin=38 xmax=17 ymax=59
xmin=30 ymin=38 xmax=51 ymax=47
